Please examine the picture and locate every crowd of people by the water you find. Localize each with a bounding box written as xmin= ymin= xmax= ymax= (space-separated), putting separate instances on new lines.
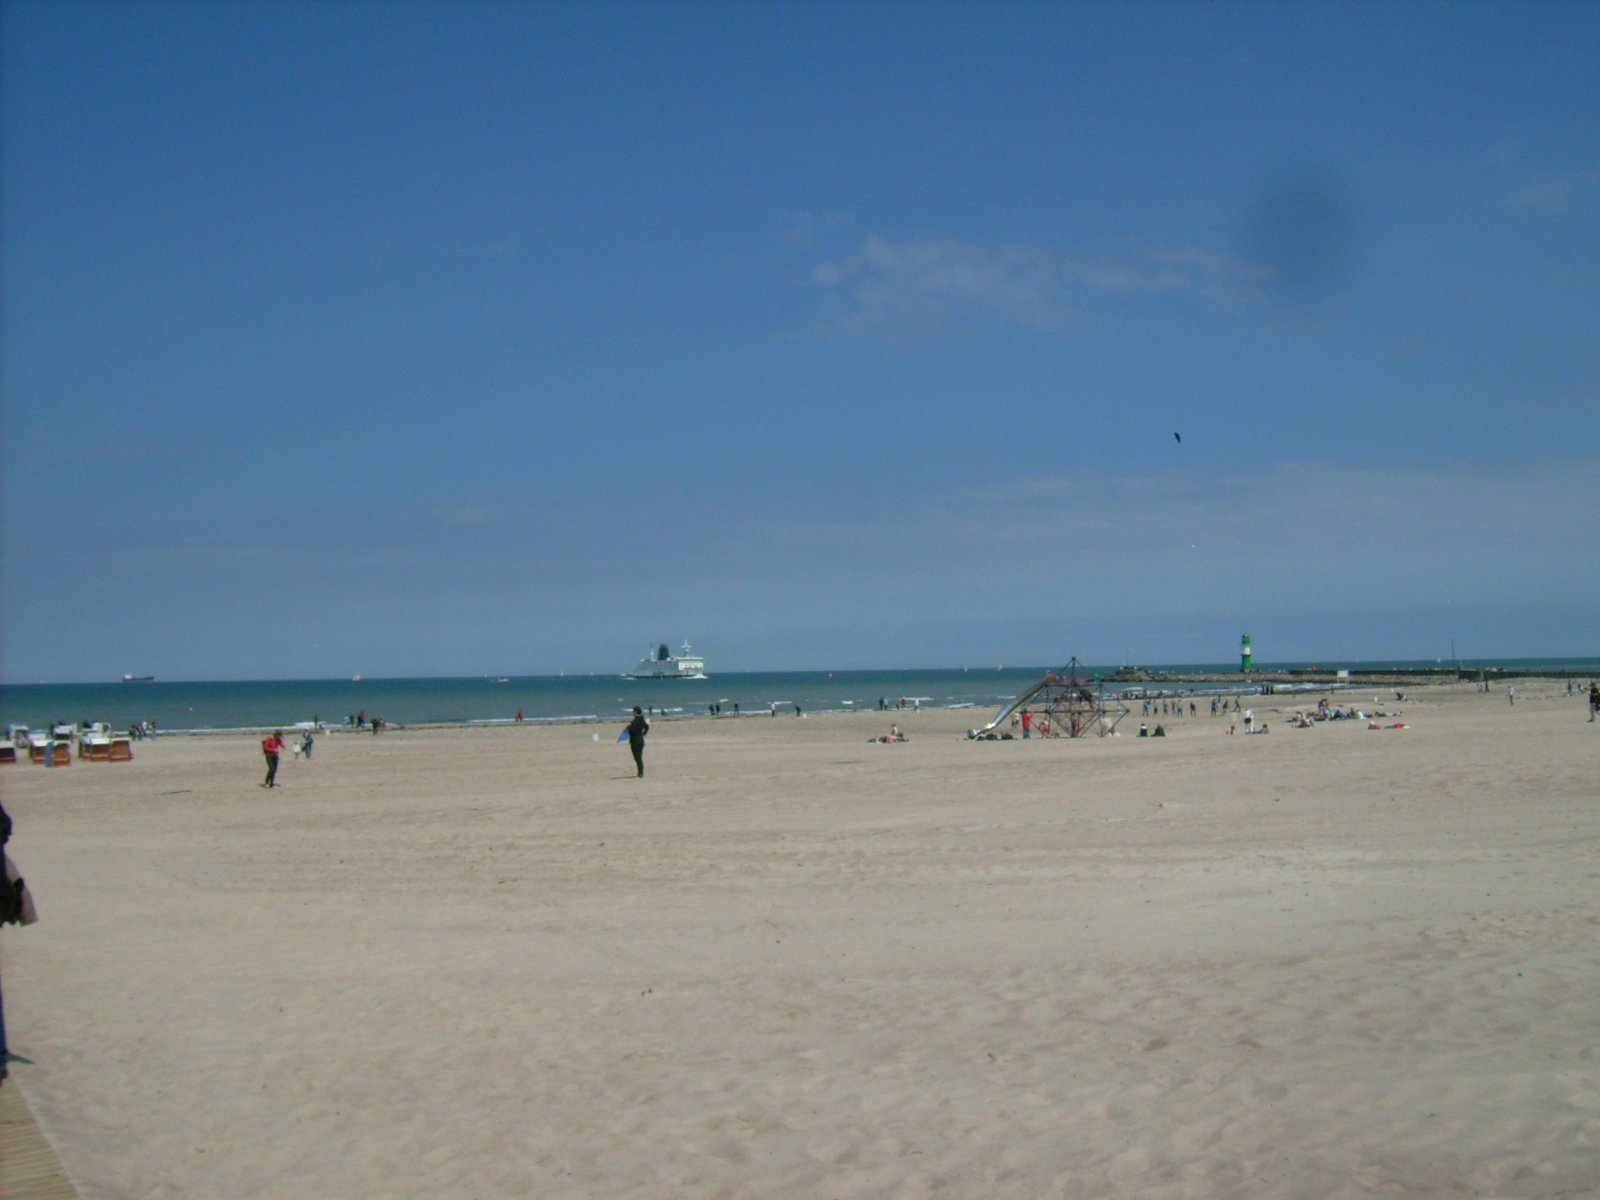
xmin=12 ymin=677 xmax=1597 ymax=799
xmin=996 ymin=688 xmax=1436 ymax=740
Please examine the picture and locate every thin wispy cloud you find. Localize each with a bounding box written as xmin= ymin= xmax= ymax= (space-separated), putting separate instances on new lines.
xmin=145 ymin=539 xmax=422 ymax=573
xmin=781 ymin=210 xmax=854 ymax=248
xmin=805 ymin=231 xmax=1260 ymax=332
xmin=810 ymin=234 xmax=1064 ymax=329
xmin=439 ymin=502 xmax=522 ymax=527
xmin=1504 ymin=168 xmax=1600 ymax=216
xmin=69 ymin=441 xmax=203 ymax=462
xmin=775 ymin=459 xmax=1600 ymax=598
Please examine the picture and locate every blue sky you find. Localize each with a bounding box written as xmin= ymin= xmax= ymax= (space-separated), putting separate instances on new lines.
xmin=3 ymin=0 xmax=1596 ymax=681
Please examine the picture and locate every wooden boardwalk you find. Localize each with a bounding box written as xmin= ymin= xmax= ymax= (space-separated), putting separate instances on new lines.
xmin=0 ymin=1081 xmax=80 ymax=1199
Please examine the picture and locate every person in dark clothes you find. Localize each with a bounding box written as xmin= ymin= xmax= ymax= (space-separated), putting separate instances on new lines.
xmin=2 ymin=801 xmax=40 ymax=1085
xmin=625 ymin=706 xmax=649 ymax=777
xmin=1 ymin=800 xmax=9 ymax=1084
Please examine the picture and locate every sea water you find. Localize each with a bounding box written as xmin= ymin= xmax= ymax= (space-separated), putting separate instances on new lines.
xmin=2 ymin=657 xmax=1594 ymax=735
xmin=0 ymin=669 xmax=1052 ymax=734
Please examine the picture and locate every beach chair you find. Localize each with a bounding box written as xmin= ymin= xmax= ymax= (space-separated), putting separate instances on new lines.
xmin=109 ymin=737 xmax=134 ymax=762
xmin=28 ymin=737 xmax=49 ymax=764
xmin=86 ymin=738 xmax=113 ymax=761
xmin=0 ymin=745 xmax=16 ymax=764
xmin=49 ymin=742 xmax=72 ymax=766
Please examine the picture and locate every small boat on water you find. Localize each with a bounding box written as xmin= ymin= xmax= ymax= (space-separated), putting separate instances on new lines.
xmin=122 ymin=674 xmax=155 ymax=683
xmin=628 ymin=641 xmax=708 ymax=680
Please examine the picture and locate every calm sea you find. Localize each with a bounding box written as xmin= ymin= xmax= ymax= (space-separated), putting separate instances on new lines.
xmin=2 ymin=657 xmax=1594 ymax=735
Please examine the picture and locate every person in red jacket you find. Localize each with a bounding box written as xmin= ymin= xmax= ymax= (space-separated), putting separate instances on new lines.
xmin=261 ymin=730 xmax=286 ymax=788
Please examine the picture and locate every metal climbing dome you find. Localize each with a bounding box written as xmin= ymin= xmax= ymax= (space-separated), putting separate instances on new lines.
xmin=967 ymin=656 xmax=1130 ymax=739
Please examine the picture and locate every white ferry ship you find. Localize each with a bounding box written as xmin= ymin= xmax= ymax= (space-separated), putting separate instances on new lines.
xmin=628 ymin=641 xmax=708 ymax=680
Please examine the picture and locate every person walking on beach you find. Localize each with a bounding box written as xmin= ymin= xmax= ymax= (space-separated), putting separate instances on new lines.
xmin=625 ymin=706 xmax=649 ymax=777
xmin=261 ymin=730 xmax=285 ymax=787
xmin=1588 ymin=682 xmax=1598 ymax=722
xmin=2 ymin=801 xmax=40 ymax=1088
xmin=1 ymin=801 xmax=11 ymax=1085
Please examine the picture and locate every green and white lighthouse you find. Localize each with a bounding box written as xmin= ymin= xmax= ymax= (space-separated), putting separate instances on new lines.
xmin=1240 ymin=632 xmax=1253 ymax=673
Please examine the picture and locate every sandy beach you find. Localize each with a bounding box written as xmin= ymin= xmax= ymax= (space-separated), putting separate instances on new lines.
xmin=2 ymin=677 xmax=1597 ymax=1198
